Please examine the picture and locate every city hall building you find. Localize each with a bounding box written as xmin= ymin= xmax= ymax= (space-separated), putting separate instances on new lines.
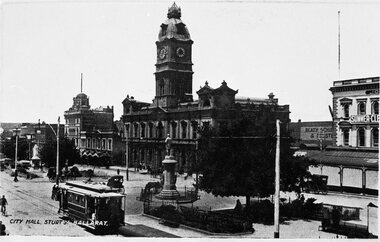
xmin=305 ymin=77 xmax=379 ymax=195
xmin=121 ymin=3 xmax=290 ymax=173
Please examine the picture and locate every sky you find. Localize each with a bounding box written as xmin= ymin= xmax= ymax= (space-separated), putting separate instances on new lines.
xmin=0 ymin=0 xmax=379 ymax=124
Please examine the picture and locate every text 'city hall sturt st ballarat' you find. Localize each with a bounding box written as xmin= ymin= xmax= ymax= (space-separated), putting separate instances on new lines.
xmin=121 ymin=3 xmax=290 ymax=173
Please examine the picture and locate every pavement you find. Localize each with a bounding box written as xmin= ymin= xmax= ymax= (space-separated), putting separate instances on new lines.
xmin=0 ymin=164 xmax=378 ymax=239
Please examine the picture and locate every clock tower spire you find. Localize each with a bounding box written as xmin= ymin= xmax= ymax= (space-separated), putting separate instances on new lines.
xmin=154 ymin=3 xmax=194 ymax=108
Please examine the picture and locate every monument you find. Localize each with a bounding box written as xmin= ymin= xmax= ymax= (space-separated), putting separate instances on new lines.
xmin=156 ymin=134 xmax=180 ymax=200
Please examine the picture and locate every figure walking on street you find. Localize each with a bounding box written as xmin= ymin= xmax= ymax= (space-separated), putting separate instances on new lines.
xmin=1 ymin=195 xmax=8 ymax=216
xmin=13 ymin=170 xmax=18 ymax=182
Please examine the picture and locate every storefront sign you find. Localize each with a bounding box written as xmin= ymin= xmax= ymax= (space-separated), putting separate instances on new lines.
xmin=300 ymin=127 xmax=333 ymax=140
xmin=349 ymin=114 xmax=379 ymax=123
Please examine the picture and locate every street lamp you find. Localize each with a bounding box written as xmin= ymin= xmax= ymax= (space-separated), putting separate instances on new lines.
xmin=39 ymin=117 xmax=60 ymax=185
xmin=125 ymin=125 xmax=129 ymax=181
xmin=12 ymin=128 xmax=21 ymax=170
xmin=26 ymin=134 xmax=33 ymax=161
xmin=36 ymin=120 xmax=42 ymax=170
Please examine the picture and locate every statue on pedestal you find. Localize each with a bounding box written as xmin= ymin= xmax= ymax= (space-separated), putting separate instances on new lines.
xmin=165 ymin=134 xmax=172 ymax=157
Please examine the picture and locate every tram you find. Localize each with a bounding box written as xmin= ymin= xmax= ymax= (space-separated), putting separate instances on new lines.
xmin=53 ymin=176 xmax=126 ymax=232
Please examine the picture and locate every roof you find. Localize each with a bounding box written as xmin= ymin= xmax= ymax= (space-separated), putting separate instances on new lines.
xmin=304 ymin=150 xmax=378 ymax=169
xmin=60 ymin=184 xmax=125 ymax=198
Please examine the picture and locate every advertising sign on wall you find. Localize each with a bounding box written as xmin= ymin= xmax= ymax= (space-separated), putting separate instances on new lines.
xmin=300 ymin=127 xmax=333 ymax=141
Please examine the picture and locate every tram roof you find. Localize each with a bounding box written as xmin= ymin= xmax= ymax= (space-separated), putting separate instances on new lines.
xmin=59 ymin=184 xmax=125 ymax=198
xmin=64 ymin=181 xmax=120 ymax=193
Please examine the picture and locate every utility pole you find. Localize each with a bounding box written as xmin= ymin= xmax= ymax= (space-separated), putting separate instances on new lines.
xmin=56 ymin=117 xmax=60 ymax=185
xmin=125 ymin=128 xmax=129 ymax=181
xmin=274 ymin=119 xmax=281 ymax=238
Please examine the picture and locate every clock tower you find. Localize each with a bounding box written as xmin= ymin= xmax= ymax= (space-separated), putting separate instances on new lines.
xmin=154 ymin=3 xmax=194 ymax=108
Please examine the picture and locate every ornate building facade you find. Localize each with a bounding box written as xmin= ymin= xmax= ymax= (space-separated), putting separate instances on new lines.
xmin=64 ymin=90 xmax=121 ymax=165
xmin=330 ymin=76 xmax=379 ymax=148
xmin=121 ymin=3 xmax=290 ymax=173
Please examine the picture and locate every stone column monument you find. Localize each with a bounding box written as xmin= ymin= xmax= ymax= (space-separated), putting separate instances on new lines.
xmin=156 ymin=134 xmax=180 ymax=200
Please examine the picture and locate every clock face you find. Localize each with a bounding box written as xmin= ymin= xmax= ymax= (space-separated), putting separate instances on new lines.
xmin=176 ymin=47 xmax=185 ymax=57
xmin=159 ymin=47 xmax=167 ymax=59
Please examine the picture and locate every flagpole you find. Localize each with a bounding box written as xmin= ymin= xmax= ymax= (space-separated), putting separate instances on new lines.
xmin=274 ymin=119 xmax=281 ymax=238
xmin=56 ymin=116 xmax=60 ymax=185
xmin=338 ymin=11 xmax=341 ymax=81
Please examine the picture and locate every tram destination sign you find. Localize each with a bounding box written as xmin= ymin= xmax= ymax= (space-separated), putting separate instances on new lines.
xmin=349 ymin=114 xmax=379 ymax=123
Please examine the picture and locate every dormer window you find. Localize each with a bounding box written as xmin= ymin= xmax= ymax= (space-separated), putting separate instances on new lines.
xmin=203 ymin=98 xmax=210 ymax=107
xmin=176 ymin=23 xmax=186 ymax=35
xmin=161 ymin=24 xmax=167 ymax=36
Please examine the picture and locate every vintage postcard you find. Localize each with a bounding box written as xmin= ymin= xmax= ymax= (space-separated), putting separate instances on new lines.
xmin=0 ymin=0 xmax=378 ymax=241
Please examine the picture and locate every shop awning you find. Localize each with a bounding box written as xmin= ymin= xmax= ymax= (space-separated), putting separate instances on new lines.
xmin=304 ymin=150 xmax=378 ymax=169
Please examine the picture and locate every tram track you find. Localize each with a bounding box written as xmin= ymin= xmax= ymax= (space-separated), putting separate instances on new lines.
xmin=0 ymin=175 xmax=59 ymax=217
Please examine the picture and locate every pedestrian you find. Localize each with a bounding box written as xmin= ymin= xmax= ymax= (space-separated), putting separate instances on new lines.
xmin=13 ymin=170 xmax=18 ymax=182
xmin=300 ymin=194 xmax=305 ymax=203
xmin=1 ymin=195 xmax=8 ymax=216
xmin=117 ymin=169 xmax=120 ymax=175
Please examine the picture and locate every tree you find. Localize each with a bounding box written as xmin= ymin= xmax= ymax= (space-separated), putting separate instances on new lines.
xmin=1 ymin=136 xmax=29 ymax=162
xmin=197 ymin=113 xmax=313 ymax=213
xmin=39 ymin=137 xmax=80 ymax=169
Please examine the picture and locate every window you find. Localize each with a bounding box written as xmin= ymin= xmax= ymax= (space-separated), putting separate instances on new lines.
xmin=102 ymin=139 xmax=106 ymax=149
xmin=148 ymin=123 xmax=154 ymax=138
xmin=181 ymin=121 xmax=187 ymax=139
xmin=372 ymin=101 xmax=379 ymax=114
xmin=343 ymin=104 xmax=350 ymax=118
xmin=191 ymin=122 xmax=198 ymax=139
xmin=157 ymin=122 xmax=163 ymax=138
xmin=372 ymin=128 xmax=379 ymax=147
xmin=92 ymin=138 xmax=96 ymax=148
xmin=343 ymin=129 xmax=349 ymax=146
xmin=134 ymin=123 xmax=138 ymax=137
xmin=203 ymin=98 xmax=210 ymax=107
xmin=125 ymin=124 xmax=130 ymax=138
xmin=108 ymin=139 xmax=112 ymax=150
xmin=87 ymin=139 xmax=90 ymax=148
xmin=140 ymin=123 xmax=146 ymax=138
xmin=358 ymin=128 xmax=365 ymax=147
xmin=358 ymin=102 xmax=366 ymax=115
xmin=171 ymin=122 xmax=177 ymax=139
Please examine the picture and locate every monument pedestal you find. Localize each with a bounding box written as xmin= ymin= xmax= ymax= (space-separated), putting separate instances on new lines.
xmin=156 ymin=155 xmax=180 ymax=200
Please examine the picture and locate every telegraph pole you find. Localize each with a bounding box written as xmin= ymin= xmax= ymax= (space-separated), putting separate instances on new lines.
xmin=56 ymin=117 xmax=60 ymax=185
xmin=274 ymin=119 xmax=281 ymax=238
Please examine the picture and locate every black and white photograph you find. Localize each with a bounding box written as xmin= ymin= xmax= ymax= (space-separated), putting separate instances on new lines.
xmin=0 ymin=0 xmax=378 ymax=240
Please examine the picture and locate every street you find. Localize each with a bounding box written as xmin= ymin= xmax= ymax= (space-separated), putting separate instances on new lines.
xmin=0 ymin=166 xmax=378 ymax=238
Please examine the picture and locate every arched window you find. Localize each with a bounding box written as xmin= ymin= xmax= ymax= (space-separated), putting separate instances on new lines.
xmin=203 ymin=98 xmax=210 ymax=107
xmin=125 ymin=124 xmax=130 ymax=138
xmin=140 ymin=123 xmax=146 ymax=138
xmin=358 ymin=102 xmax=366 ymax=115
xmin=372 ymin=128 xmax=379 ymax=147
xmin=171 ymin=121 xmax=177 ymax=139
xmin=343 ymin=104 xmax=350 ymax=118
xmin=148 ymin=122 xmax=154 ymax=138
xmin=157 ymin=122 xmax=163 ymax=139
xmin=133 ymin=123 xmax=138 ymax=137
xmin=191 ymin=121 xmax=198 ymax=139
xmin=343 ymin=129 xmax=349 ymax=146
xmin=372 ymin=101 xmax=379 ymax=115
xmin=358 ymin=128 xmax=365 ymax=147
xmin=181 ymin=121 xmax=187 ymax=139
